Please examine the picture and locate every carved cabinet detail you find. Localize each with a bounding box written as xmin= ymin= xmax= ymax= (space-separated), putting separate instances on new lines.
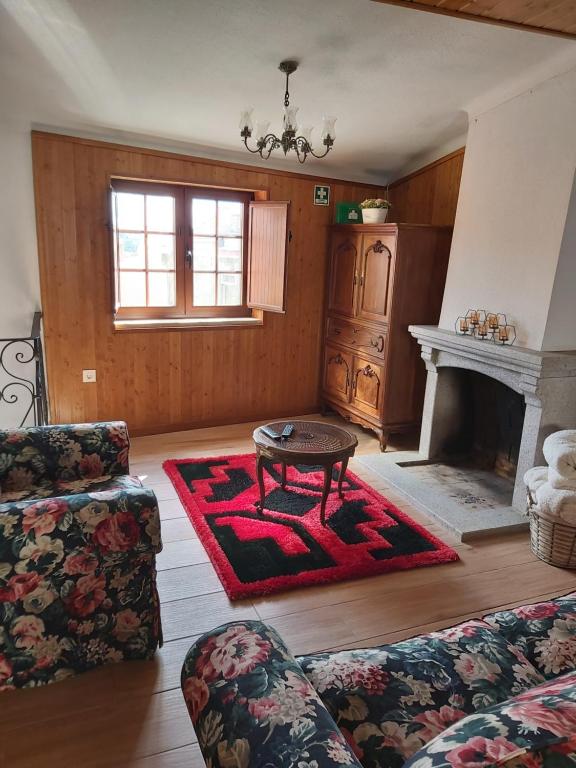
xmin=323 ymin=346 xmax=352 ymax=403
xmin=351 ymin=359 xmax=383 ymax=416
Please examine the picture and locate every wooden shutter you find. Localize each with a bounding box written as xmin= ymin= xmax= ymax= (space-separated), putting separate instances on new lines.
xmin=247 ymin=201 xmax=290 ymax=313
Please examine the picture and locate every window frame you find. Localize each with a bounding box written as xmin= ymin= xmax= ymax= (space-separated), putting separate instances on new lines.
xmin=110 ymin=179 xmax=252 ymax=321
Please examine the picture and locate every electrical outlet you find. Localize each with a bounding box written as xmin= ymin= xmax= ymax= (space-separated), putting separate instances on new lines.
xmin=82 ymin=369 xmax=97 ymax=383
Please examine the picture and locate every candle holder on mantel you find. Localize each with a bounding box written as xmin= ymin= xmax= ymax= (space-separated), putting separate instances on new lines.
xmin=455 ymin=309 xmax=516 ymax=345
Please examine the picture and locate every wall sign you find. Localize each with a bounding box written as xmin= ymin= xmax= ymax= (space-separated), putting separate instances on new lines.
xmin=314 ymin=185 xmax=330 ymax=206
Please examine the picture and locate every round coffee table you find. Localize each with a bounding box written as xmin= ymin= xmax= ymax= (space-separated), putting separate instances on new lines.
xmin=252 ymin=420 xmax=358 ymax=525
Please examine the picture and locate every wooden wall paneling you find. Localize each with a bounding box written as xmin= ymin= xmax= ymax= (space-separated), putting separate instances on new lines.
xmin=388 ymin=147 xmax=464 ymax=227
xmin=32 ymin=131 xmax=386 ymax=435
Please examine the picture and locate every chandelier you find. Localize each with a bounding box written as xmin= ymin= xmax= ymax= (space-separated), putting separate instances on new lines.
xmin=239 ymin=60 xmax=336 ymax=164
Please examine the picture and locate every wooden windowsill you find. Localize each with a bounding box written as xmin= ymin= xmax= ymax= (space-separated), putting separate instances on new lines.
xmin=113 ymin=312 xmax=263 ymax=332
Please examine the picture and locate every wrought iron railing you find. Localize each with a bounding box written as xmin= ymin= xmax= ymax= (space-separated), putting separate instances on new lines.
xmin=0 ymin=312 xmax=49 ymax=428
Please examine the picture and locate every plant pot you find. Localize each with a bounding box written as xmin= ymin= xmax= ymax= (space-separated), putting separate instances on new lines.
xmin=361 ymin=208 xmax=389 ymax=224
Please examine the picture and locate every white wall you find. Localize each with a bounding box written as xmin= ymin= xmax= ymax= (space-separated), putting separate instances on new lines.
xmin=0 ymin=116 xmax=41 ymax=337
xmin=542 ymin=172 xmax=576 ymax=351
xmin=439 ymin=66 xmax=576 ymax=350
xmin=0 ymin=115 xmax=42 ymax=428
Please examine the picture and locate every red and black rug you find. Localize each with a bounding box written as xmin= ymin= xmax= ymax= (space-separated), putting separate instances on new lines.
xmin=162 ymin=453 xmax=459 ymax=600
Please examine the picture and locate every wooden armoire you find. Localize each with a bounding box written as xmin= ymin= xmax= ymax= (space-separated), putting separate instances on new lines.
xmin=321 ymin=223 xmax=452 ymax=450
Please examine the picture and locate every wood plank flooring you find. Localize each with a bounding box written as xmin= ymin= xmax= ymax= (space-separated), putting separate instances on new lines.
xmin=1 ymin=415 xmax=574 ymax=768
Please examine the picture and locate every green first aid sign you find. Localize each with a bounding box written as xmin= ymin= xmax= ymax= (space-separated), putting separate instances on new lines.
xmin=314 ymin=185 xmax=330 ymax=206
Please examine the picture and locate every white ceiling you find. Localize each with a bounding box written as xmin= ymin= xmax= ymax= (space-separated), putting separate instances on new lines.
xmin=1 ymin=0 xmax=575 ymax=183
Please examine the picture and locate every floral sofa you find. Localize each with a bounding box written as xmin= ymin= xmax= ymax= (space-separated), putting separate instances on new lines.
xmin=0 ymin=421 xmax=162 ymax=690
xmin=182 ymin=592 xmax=576 ymax=768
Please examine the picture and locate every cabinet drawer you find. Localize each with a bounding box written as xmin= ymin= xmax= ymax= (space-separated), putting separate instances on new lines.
xmin=326 ymin=318 xmax=386 ymax=359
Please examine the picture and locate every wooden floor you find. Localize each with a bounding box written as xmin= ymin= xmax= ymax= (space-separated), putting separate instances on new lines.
xmin=2 ymin=415 xmax=575 ymax=767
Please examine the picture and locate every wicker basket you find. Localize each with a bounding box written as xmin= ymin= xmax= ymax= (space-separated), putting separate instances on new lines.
xmin=527 ymin=489 xmax=576 ymax=569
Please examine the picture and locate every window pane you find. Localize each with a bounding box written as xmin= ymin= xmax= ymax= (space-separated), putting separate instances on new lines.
xmin=116 ymin=192 xmax=144 ymax=230
xmin=193 ymin=199 xmax=216 ymax=235
xmin=194 ymin=272 xmax=215 ymax=306
xmin=217 ymin=273 xmax=242 ymax=305
xmin=148 ymin=272 xmax=176 ymax=306
xmin=146 ymin=195 xmax=175 ymax=232
xmin=148 ymin=234 xmax=175 ymax=269
xmin=218 ymin=237 xmax=242 ymax=272
xmin=218 ymin=201 xmax=243 ymax=236
xmin=193 ymin=236 xmax=216 ymax=271
xmin=119 ymin=271 xmax=146 ymax=306
xmin=118 ymin=233 xmax=145 ymax=269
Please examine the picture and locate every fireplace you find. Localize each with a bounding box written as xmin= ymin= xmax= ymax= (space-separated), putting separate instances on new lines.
xmin=357 ymin=325 xmax=576 ymax=539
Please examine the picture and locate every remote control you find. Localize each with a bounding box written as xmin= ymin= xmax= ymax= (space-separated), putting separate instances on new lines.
xmin=261 ymin=426 xmax=281 ymax=440
xmin=281 ymin=423 xmax=294 ymax=438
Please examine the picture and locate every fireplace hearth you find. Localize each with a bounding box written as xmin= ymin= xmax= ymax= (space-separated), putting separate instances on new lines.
xmin=358 ymin=326 xmax=576 ymax=539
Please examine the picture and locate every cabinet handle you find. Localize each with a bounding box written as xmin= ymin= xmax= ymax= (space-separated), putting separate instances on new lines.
xmin=353 ymin=272 xmax=358 ymax=285
xmin=359 ymin=274 xmax=364 ymax=286
xmin=370 ymin=335 xmax=385 ymax=353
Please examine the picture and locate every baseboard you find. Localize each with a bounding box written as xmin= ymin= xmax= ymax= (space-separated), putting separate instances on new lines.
xmin=128 ymin=405 xmax=322 ymax=437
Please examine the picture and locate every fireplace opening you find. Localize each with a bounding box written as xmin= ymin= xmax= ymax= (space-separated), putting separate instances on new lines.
xmin=399 ymin=368 xmax=526 ymax=510
xmin=441 ymin=370 xmax=526 ymax=480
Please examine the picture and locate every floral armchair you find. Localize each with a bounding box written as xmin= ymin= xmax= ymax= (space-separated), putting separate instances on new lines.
xmin=0 ymin=421 xmax=162 ymax=691
xmin=182 ymin=593 xmax=576 ymax=768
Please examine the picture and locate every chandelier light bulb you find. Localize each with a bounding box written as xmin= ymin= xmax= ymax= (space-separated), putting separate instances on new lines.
xmin=255 ymin=121 xmax=270 ymax=140
xmin=321 ymin=116 xmax=337 ymax=141
xmin=239 ymin=61 xmax=335 ymax=163
xmin=239 ymin=108 xmax=253 ymax=132
xmin=283 ymin=106 xmax=299 ymax=133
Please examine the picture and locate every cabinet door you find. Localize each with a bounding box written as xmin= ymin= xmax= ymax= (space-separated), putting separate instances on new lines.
xmin=323 ymin=345 xmax=352 ymax=403
xmin=351 ymin=355 xmax=384 ymax=417
xmin=327 ymin=232 xmax=359 ymax=318
xmin=356 ymin=234 xmax=395 ymax=323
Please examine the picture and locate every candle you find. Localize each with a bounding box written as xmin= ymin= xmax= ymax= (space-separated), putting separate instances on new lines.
xmin=487 ymin=313 xmax=498 ymax=329
xmin=469 ymin=311 xmax=479 ymax=325
xmin=498 ymin=326 xmax=509 ymax=342
xmin=478 ymin=322 xmax=488 ymax=338
xmin=459 ymin=318 xmax=469 ymax=332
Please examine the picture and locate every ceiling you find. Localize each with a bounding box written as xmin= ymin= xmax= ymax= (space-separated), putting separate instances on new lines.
xmin=1 ymin=0 xmax=575 ymax=183
xmin=373 ymin=0 xmax=576 ymax=40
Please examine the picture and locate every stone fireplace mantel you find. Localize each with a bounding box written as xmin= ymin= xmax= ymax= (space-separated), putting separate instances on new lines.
xmin=410 ymin=325 xmax=576 ymax=511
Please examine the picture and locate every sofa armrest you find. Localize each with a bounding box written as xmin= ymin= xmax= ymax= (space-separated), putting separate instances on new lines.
xmin=0 ymin=487 xmax=161 ymax=579
xmin=181 ymin=620 xmax=363 ymax=768
xmin=0 ymin=422 xmax=130 ymax=491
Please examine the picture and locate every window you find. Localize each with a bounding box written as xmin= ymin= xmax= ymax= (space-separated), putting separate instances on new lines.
xmin=111 ymin=180 xmax=252 ymax=320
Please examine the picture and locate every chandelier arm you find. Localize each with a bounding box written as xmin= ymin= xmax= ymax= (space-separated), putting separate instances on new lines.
xmin=293 ymin=142 xmax=307 ymax=164
xmin=306 ymin=144 xmax=333 ymax=159
xmin=260 ymin=134 xmax=280 ymax=159
xmin=293 ymin=137 xmax=310 ymax=163
xmin=242 ymin=136 xmax=265 ymax=155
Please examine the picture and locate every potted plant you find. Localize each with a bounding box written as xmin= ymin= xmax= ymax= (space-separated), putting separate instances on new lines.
xmin=359 ymin=198 xmax=392 ymax=224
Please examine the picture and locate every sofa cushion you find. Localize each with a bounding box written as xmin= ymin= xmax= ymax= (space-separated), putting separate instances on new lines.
xmin=484 ymin=592 xmax=576 ymax=679
xmin=0 ymin=474 xmax=142 ymax=503
xmin=0 ymin=422 xmax=130 ymax=490
xmin=404 ymin=670 xmax=576 ymax=768
xmin=298 ymin=619 xmax=544 ymax=768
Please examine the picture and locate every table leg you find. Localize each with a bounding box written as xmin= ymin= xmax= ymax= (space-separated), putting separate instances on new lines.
xmin=338 ymin=457 xmax=349 ymax=499
xmin=320 ymin=464 xmax=333 ymax=526
xmin=256 ymin=453 xmax=266 ymax=514
xmin=281 ymin=461 xmax=287 ymax=490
